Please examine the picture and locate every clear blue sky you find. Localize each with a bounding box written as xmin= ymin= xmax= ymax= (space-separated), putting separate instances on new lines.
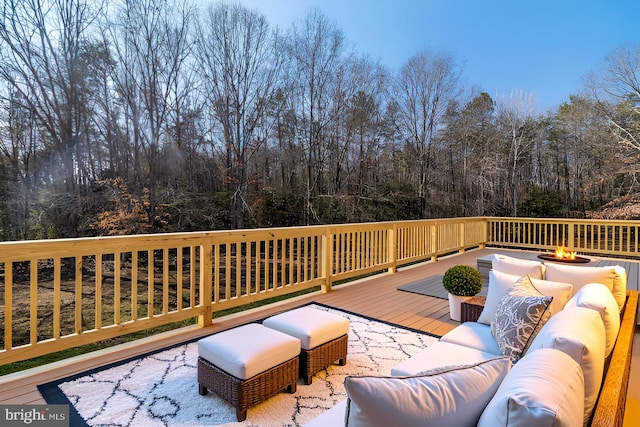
xmin=229 ymin=0 xmax=640 ymax=113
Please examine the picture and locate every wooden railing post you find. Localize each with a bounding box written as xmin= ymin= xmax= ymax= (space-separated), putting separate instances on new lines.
xmin=430 ymin=224 xmax=437 ymax=261
xmin=321 ymin=229 xmax=333 ymax=293
xmin=481 ymin=218 xmax=487 ymax=249
xmin=458 ymin=222 xmax=465 ymax=253
xmin=198 ymin=242 xmax=213 ymax=327
xmin=4 ymin=262 xmax=13 ymax=351
xmin=388 ymin=225 xmax=397 ymax=273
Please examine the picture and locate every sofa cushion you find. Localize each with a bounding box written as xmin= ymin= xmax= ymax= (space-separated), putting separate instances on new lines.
xmin=440 ymin=322 xmax=502 ymax=355
xmin=544 ymin=263 xmax=627 ymax=310
xmin=492 ymin=254 xmax=545 ymax=279
xmin=477 ymin=270 xmax=572 ymax=325
xmin=564 ymin=282 xmax=620 ymax=358
xmin=344 ymin=357 xmax=512 ymax=427
xmin=528 ymin=306 xmax=605 ymax=425
xmin=491 ymin=276 xmax=553 ymax=362
xmin=391 ymin=340 xmax=500 ymax=376
xmin=610 ymin=265 xmax=628 ymax=311
xmin=477 ymin=348 xmax=585 ymax=427
xmin=303 ymin=399 xmax=348 ymax=427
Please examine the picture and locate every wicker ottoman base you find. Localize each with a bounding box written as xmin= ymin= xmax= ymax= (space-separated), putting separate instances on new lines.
xmin=300 ymin=333 xmax=348 ymax=385
xmin=198 ymin=355 xmax=298 ymax=421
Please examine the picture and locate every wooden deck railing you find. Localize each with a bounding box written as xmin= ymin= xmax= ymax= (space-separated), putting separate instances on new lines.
xmin=486 ymin=217 xmax=640 ymax=257
xmin=0 ymin=216 xmax=637 ymax=365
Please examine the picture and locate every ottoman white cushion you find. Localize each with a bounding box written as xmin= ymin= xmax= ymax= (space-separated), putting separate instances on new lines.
xmin=198 ymin=323 xmax=300 ymax=380
xmin=263 ymin=306 xmax=350 ymax=350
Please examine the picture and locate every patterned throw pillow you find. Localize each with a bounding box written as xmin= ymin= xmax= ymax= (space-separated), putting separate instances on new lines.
xmin=491 ymin=276 xmax=553 ymax=363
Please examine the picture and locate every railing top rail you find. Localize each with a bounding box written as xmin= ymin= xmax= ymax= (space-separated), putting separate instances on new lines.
xmin=0 ymin=215 xmax=634 ymax=250
xmin=0 ymin=218 xmax=490 ymax=251
xmin=485 ymin=217 xmax=640 ymax=226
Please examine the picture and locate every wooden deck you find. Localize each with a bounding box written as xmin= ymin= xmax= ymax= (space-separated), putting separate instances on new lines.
xmin=1 ymin=248 xmax=638 ymax=425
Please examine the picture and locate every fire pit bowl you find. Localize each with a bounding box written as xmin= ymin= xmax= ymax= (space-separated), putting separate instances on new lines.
xmin=537 ymin=253 xmax=591 ymax=263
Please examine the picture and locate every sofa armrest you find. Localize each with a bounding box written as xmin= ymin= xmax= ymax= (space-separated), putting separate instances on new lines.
xmin=591 ymin=290 xmax=638 ymax=427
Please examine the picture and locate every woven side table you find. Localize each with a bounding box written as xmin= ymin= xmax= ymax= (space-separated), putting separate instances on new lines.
xmin=461 ymin=296 xmax=486 ymax=323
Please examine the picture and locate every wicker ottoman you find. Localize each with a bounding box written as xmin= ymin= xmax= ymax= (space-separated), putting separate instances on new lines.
xmin=263 ymin=306 xmax=350 ymax=384
xmin=197 ymin=323 xmax=300 ymax=421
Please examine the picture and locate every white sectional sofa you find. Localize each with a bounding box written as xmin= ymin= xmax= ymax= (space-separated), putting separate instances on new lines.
xmin=305 ymin=254 xmax=638 ymax=427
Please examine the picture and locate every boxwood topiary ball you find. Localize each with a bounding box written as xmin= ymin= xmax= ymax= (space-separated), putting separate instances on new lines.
xmin=442 ymin=265 xmax=483 ymax=296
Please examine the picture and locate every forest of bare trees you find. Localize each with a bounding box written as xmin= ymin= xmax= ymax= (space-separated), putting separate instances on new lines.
xmin=0 ymin=0 xmax=639 ymax=241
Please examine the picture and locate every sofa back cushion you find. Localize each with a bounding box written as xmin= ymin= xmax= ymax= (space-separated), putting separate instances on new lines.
xmin=478 ymin=348 xmax=584 ymax=427
xmin=344 ymin=357 xmax=512 ymax=427
xmin=478 ymin=270 xmax=572 ymax=325
xmin=527 ymin=306 xmax=605 ymax=425
xmin=564 ymin=282 xmax=620 ymax=358
xmin=610 ymin=265 xmax=628 ymax=311
xmin=492 ymin=254 xmax=545 ymax=279
xmin=544 ymin=263 xmax=627 ymax=311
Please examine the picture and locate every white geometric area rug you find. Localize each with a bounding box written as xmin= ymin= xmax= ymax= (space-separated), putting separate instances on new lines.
xmin=39 ymin=303 xmax=439 ymax=427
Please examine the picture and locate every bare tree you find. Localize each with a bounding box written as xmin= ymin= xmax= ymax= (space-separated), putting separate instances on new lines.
xmin=194 ymin=2 xmax=280 ymax=229
xmin=396 ymin=47 xmax=462 ymax=217
xmin=0 ymin=0 xmax=103 ymax=235
xmin=495 ymin=89 xmax=536 ymax=216
xmin=586 ymin=43 xmax=640 ymax=151
xmin=0 ymin=87 xmax=40 ymax=239
xmin=442 ymin=91 xmax=497 ymax=216
xmin=101 ymin=0 xmax=194 ymax=222
xmin=284 ymin=8 xmax=347 ymax=224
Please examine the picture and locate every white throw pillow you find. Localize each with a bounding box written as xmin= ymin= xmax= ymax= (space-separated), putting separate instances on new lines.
xmin=491 ymin=276 xmax=552 ymax=363
xmin=527 ymin=306 xmax=606 ymax=425
xmin=478 ymin=348 xmax=585 ymax=427
xmin=530 ymin=276 xmax=573 ymax=316
xmin=492 ymin=254 xmax=545 ymax=279
xmin=565 ymin=283 xmax=620 ymax=358
xmin=478 ymin=270 xmax=572 ymax=325
xmin=344 ymin=357 xmax=512 ymax=427
xmin=477 ymin=270 xmax=520 ymax=325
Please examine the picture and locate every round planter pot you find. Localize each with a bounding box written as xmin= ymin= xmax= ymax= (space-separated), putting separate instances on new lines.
xmin=448 ymin=293 xmax=471 ymax=322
